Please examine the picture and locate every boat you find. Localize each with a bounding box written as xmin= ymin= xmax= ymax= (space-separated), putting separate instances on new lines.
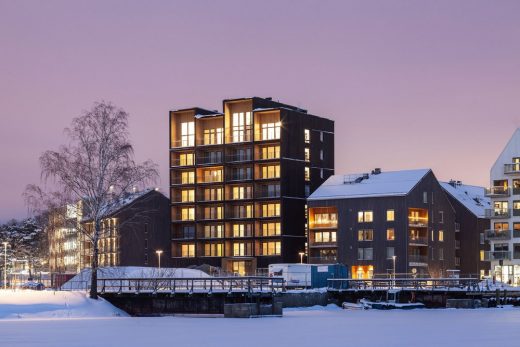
xmin=359 ymin=299 xmax=425 ymax=310
xmin=341 ymin=301 xmax=366 ymax=310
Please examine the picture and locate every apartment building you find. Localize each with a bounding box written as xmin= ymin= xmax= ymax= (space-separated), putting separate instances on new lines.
xmin=169 ymin=97 xmax=334 ymax=275
xmin=307 ymin=169 xmax=456 ymax=279
xmin=486 ymin=128 xmax=520 ymax=285
xmin=440 ymin=180 xmax=491 ymax=278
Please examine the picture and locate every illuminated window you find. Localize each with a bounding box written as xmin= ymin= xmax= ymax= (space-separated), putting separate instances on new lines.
xmin=181 ymin=122 xmax=195 ymax=147
xmin=204 ymin=243 xmax=223 ymax=257
xmin=232 ymin=186 xmax=252 ymax=199
xmin=179 ymin=153 xmax=194 ymax=166
xmin=181 ymin=189 xmax=195 ymax=202
xmin=181 ymin=207 xmax=195 ymax=221
xmin=204 ymin=206 xmax=223 ymax=220
xmin=439 ymin=230 xmax=444 ymax=242
xmin=304 ymin=129 xmax=310 ymax=143
xmin=304 ymin=148 xmax=310 ymax=162
xmin=204 ymin=224 xmax=223 ymax=238
xmin=261 ymin=165 xmax=280 ymax=179
xmin=358 ymin=211 xmax=373 ymax=223
xmin=387 ymin=228 xmax=395 ymax=241
xmin=261 ymin=241 xmax=281 ymax=256
xmin=204 ymin=187 xmax=223 ymax=201
xmin=181 ymin=244 xmax=195 ymax=257
xmin=480 ymin=250 xmax=485 ymax=261
xmin=262 ymin=203 xmax=280 ymax=217
xmin=261 ymin=146 xmax=280 ymax=160
xmin=233 ymin=224 xmax=252 ymax=237
xmin=203 ymin=168 xmax=223 ymax=183
xmin=313 ymin=212 xmax=337 ymax=227
xmin=233 ymin=242 xmax=247 ymax=256
xmin=304 ymin=167 xmax=310 ymax=181
xmin=386 ymin=209 xmax=395 ymax=222
xmin=181 ymin=171 xmax=195 ymax=184
xmin=357 ymin=229 xmax=373 ymax=241
xmin=261 ymin=122 xmax=281 ymax=140
xmin=314 ymin=231 xmax=336 ymax=243
xmin=262 ymin=222 xmax=281 ymax=236
xmin=203 ymin=128 xmax=223 ymax=145
xmin=232 ymin=112 xmax=251 ymax=142
xmin=233 ymin=204 xmax=253 ymax=218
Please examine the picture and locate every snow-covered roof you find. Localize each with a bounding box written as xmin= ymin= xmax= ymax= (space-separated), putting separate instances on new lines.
xmin=440 ymin=181 xmax=490 ymax=218
xmin=308 ymin=169 xmax=431 ymax=200
xmin=194 ymin=113 xmax=223 ymax=119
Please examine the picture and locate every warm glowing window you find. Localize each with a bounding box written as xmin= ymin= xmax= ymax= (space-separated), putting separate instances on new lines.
xmin=232 ymin=224 xmax=252 ymax=237
xmin=304 ymin=148 xmax=310 ymax=162
xmin=181 ymin=244 xmax=195 ymax=257
xmin=203 ymin=128 xmax=223 ymax=145
xmin=304 ymin=129 xmax=310 ymax=143
xmin=204 ymin=206 xmax=223 ymax=220
xmin=204 ymin=243 xmax=223 ymax=257
xmin=262 ymin=203 xmax=280 ymax=217
xmin=204 ymin=224 xmax=223 ymax=238
xmin=204 ymin=187 xmax=223 ymax=201
xmin=304 ymin=167 xmax=310 ymax=181
xmin=261 ymin=145 xmax=280 ymax=160
xmin=232 ymin=112 xmax=252 ymax=142
xmin=202 ymin=169 xmax=222 ymax=183
xmin=261 ymin=165 xmax=280 ymax=179
xmin=313 ymin=212 xmax=337 ymax=226
xmin=181 ymin=189 xmax=195 ymax=202
xmin=358 ymin=211 xmax=373 ymax=223
xmin=262 ymin=222 xmax=281 ymax=236
xmin=261 ymin=122 xmax=281 ymax=140
xmin=181 ymin=207 xmax=195 ymax=221
xmin=260 ymin=241 xmax=281 ymax=256
xmin=358 ymin=229 xmax=373 ymax=241
xmin=314 ymin=231 xmax=336 ymax=243
xmin=181 ymin=171 xmax=195 ymax=184
xmin=181 ymin=122 xmax=195 ymax=147
xmin=439 ymin=230 xmax=444 ymax=242
xmin=387 ymin=228 xmax=395 ymax=241
xmin=232 ymin=186 xmax=252 ymax=199
xmin=386 ymin=209 xmax=395 ymax=222
xmin=233 ymin=204 xmax=253 ymax=218
xmin=233 ymin=242 xmax=247 ymax=256
xmin=179 ymin=153 xmax=194 ymax=166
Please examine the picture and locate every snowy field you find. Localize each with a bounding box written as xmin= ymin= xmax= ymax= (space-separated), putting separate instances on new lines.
xmin=1 ymin=299 xmax=520 ymax=347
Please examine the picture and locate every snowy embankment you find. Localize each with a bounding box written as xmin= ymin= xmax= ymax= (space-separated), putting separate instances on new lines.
xmin=0 ymin=290 xmax=127 ymax=320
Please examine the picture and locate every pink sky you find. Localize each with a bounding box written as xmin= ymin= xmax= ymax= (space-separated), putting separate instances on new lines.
xmin=1 ymin=0 xmax=520 ymax=221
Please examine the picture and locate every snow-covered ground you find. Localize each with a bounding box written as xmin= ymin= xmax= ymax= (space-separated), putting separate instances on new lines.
xmin=0 ymin=290 xmax=127 ymax=319
xmin=0 ymin=300 xmax=520 ymax=347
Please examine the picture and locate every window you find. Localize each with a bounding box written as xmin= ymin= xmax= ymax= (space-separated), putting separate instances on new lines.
xmin=261 ymin=122 xmax=281 ymax=140
xmin=262 ymin=203 xmax=280 ymax=217
xmin=386 ymin=209 xmax=395 ymax=222
xmin=439 ymin=211 xmax=444 ymax=223
xmin=386 ymin=228 xmax=395 ymax=241
xmin=320 ymin=150 xmax=323 ymax=161
xmin=262 ymin=222 xmax=281 ymax=236
xmin=204 ymin=243 xmax=223 ymax=257
xmin=204 ymin=224 xmax=223 ymax=238
xmin=431 ymin=230 xmax=435 ymax=241
xmin=439 ymin=230 xmax=444 ymax=242
xmin=314 ymin=231 xmax=336 ymax=243
xmin=233 ymin=242 xmax=249 ymax=256
xmin=304 ymin=129 xmax=310 ymax=143
xmin=358 ymin=229 xmax=373 ymax=241
xmin=202 ymin=168 xmax=222 ymax=183
xmin=358 ymin=247 xmax=373 ymax=260
xmin=181 ymin=122 xmax=195 ymax=147
xmin=304 ymin=167 xmax=310 ymax=181
xmin=439 ymin=248 xmax=444 ymax=261
xmin=357 ymin=211 xmax=373 ymax=223
xmin=260 ymin=164 xmax=280 ymax=179
xmin=204 ymin=206 xmax=223 ymax=220
xmin=181 ymin=189 xmax=195 ymax=202
xmin=179 ymin=153 xmax=194 ymax=166
xmin=304 ymin=148 xmax=310 ymax=162
xmin=233 ymin=224 xmax=252 ymax=237
xmin=203 ymin=128 xmax=223 ymax=145
xmin=260 ymin=241 xmax=281 ymax=256
xmin=261 ymin=145 xmax=280 ymax=160
xmin=494 ymin=243 xmax=509 ymax=252
xmin=232 ymin=112 xmax=252 ymax=142
xmin=181 ymin=244 xmax=195 ymax=258
xmin=204 ymin=187 xmax=223 ymax=201
xmin=181 ymin=207 xmax=195 ymax=221
xmin=320 ymin=169 xmax=324 ymax=179
xmin=232 ymin=186 xmax=252 ymax=199
xmin=320 ymin=131 xmax=324 ymax=142
xmin=423 ymin=192 xmax=428 ymax=204
xmin=313 ymin=212 xmax=337 ymax=226
xmin=386 ymin=247 xmax=395 ymax=259
xmin=480 ymin=250 xmax=485 ymax=261
xmin=181 ymin=171 xmax=195 ymax=184
xmin=305 ymin=184 xmax=310 ymax=197
xmin=232 ymin=204 xmax=253 ymax=218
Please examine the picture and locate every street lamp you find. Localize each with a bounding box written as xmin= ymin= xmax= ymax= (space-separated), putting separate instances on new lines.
xmin=2 ymin=242 xmax=7 ymax=290
xmin=155 ymin=250 xmax=163 ymax=270
xmin=392 ymin=255 xmax=397 ymax=288
xmin=299 ymin=252 xmax=305 ymax=264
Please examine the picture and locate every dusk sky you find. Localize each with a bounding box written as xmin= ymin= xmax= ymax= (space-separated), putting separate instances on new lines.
xmin=1 ymin=0 xmax=520 ymax=222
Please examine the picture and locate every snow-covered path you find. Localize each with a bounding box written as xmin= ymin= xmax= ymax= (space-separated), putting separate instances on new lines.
xmin=1 ymin=305 xmax=519 ymax=347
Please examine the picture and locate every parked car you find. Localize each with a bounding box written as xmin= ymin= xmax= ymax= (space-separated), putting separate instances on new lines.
xmin=20 ymin=281 xmax=45 ymax=290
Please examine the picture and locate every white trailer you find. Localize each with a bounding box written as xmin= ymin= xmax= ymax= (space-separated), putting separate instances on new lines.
xmin=268 ymin=263 xmax=312 ymax=288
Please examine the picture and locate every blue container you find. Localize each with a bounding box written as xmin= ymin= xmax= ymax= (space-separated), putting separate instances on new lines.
xmin=311 ymin=264 xmax=348 ymax=288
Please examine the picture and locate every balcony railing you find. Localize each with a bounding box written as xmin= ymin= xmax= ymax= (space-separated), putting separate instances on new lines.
xmin=308 ymin=256 xmax=337 ymax=264
xmin=309 ymin=222 xmax=338 ymax=229
xmin=196 ymin=135 xmax=224 ymax=147
xmin=485 ymin=229 xmax=511 ymax=240
xmin=226 ymin=173 xmax=253 ymax=182
xmin=255 ymin=189 xmax=281 ymax=199
xmin=309 ymin=241 xmax=337 ymax=248
xmin=254 ymin=130 xmax=281 ymax=142
xmin=226 ymin=154 xmax=253 ymax=163
xmin=485 ymin=208 xmax=511 ymax=218
xmin=171 ymin=138 xmax=195 ymax=148
xmin=408 ymin=217 xmax=428 ymax=227
xmin=504 ymin=163 xmax=520 ymax=174
xmin=196 ymin=155 xmax=223 ymax=166
xmin=197 ymin=176 xmax=223 ymax=184
xmin=225 ymin=132 xmax=253 ymax=144
xmin=197 ymin=230 xmax=224 ymax=239
xmin=171 ymin=230 xmax=195 ymax=239
xmin=170 ymin=177 xmax=196 ymax=185
xmin=408 ymin=236 xmax=428 ymax=246
xmin=170 ymin=158 xmax=195 ymax=167
xmin=225 ymin=211 xmax=254 ymax=219
xmin=408 ymin=255 xmax=428 ymax=264
xmin=484 ymin=251 xmax=511 ymax=261
xmin=485 ymin=186 xmax=510 ymax=197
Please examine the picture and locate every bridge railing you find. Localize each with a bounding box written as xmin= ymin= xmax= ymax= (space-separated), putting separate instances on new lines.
xmin=327 ymin=277 xmax=483 ymax=291
xmin=62 ymin=276 xmax=285 ymax=294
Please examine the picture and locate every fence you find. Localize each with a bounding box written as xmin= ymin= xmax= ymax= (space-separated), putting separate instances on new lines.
xmin=328 ymin=277 xmax=482 ymax=291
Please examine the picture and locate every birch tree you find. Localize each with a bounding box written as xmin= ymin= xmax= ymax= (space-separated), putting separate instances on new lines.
xmin=25 ymin=101 xmax=157 ymax=299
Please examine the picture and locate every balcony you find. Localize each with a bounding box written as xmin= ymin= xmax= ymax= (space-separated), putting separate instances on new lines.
xmin=255 ymin=187 xmax=281 ymax=199
xmin=170 ymin=158 xmax=195 ymax=167
xmin=226 ymin=172 xmax=253 ymax=182
xmin=484 ymin=251 xmax=511 ymax=261
xmin=309 ymin=222 xmax=338 ymax=230
xmin=504 ymin=164 xmax=520 ymax=174
xmin=171 ymin=229 xmax=195 ymax=240
xmin=484 ymin=229 xmax=511 ymax=240
xmin=171 ymin=138 xmax=195 ymax=149
xmin=408 ymin=217 xmax=428 ymax=228
xmin=225 ymin=210 xmax=254 ymax=220
xmin=485 ymin=186 xmax=510 ymax=197
xmin=309 ymin=241 xmax=337 ymax=248
xmin=196 ymin=155 xmax=223 ymax=166
xmin=408 ymin=255 xmax=428 ymax=265
xmin=254 ymin=128 xmax=281 ymax=142
xmin=170 ymin=176 xmax=195 ymax=186
xmin=485 ymin=208 xmax=511 ymax=219
xmin=225 ymin=132 xmax=253 ymax=144
xmin=308 ymin=256 xmax=337 ymax=264
xmin=408 ymin=236 xmax=428 ymax=246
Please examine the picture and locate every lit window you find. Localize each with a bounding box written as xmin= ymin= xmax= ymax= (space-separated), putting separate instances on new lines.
xmin=304 ymin=148 xmax=310 ymax=162
xmin=181 ymin=171 xmax=195 ymax=184
xmin=232 ymin=112 xmax=252 ymax=142
xmin=358 ymin=211 xmax=373 ymax=223
xmin=386 ymin=209 xmax=395 ymax=222
xmin=304 ymin=129 xmax=310 ymax=143
xmin=261 ymin=145 xmax=280 ymax=160
xmin=181 ymin=207 xmax=195 ymax=221
xmin=180 ymin=122 xmax=195 ymax=147
xmin=262 ymin=222 xmax=281 ymax=236
xmin=358 ymin=229 xmax=373 ymax=241
xmin=181 ymin=244 xmax=195 ymax=257
xmin=261 ymin=164 xmax=280 ymax=179
xmin=233 ymin=242 xmax=248 ymax=256
xmin=262 ymin=203 xmax=280 ymax=217
xmin=179 ymin=153 xmax=194 ymax=166
xmin=181 ymin=189 xmax=195 ymax=202
xmin=261 ymin=241 xmax=281 ymax=256
xmin=314 ymin=231 xmax=336 ymax=243
xmin=304 ymin=167 xmax=310 ymax=181
xmin=320 ymin=150 xmax=323 ymax=161
xmin=261 ymin=122 xmax=281 ymax=140
xmin=439 ymin=230 xmax=444 ymax=242
xmin=203 ymin=128 xmax=223 ymax=145
xmin=204 ymin=243 xmax=223 ymax=257
xmin=387 ymin=228 xmax=395 ymax=241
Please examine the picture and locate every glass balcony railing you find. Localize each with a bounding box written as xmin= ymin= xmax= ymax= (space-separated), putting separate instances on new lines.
xmin=484 ymin=186 xmax=510 ymax=197
xmin=484 ymin=229 xmax=511 ymax=240
xmin=484 ymin=251 xmax=511 ymax=261
xmin=504 ymin=164 xmax=520 ymax=174
xmin=408 ymin=217 xmax=428 ymax=227
xmin=308 ymin=256 xmax=337 ymax=264
xmin=408 ymin=236 xmax=428 ymax=245
xmin=485 ymin=208 xmax=511 ymax=218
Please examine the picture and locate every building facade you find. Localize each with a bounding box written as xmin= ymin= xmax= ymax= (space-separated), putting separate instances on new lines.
xmin=169 ymin=97 xmax=334 ymax=275
xmin=307 ymin=169 xmax=456 ymax=278
xmin=440 ymin=180 xmax=491 ymax=278
xmin=486 ymin=128 xmax=520 ymax=285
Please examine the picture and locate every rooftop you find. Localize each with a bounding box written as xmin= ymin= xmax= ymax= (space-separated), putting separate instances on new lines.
xmin=308 ymin=169 xmax=431 ymax=200
xmin=440 ymin=181 xmax=490 ymax=218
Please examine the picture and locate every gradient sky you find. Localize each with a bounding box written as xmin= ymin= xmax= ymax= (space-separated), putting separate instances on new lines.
xmin=1 ymin=0 xmax=520 ymax=222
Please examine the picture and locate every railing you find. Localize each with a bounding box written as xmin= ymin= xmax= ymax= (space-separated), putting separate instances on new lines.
xmin=254 ymin=131 xmax=281 ymax=142
xmin=485 ymin=186 xmax=510 ymax=197
xmin=308 ymin=256 xmax=337 ymax=264
xmin=197 ymin=176 xmax=223 ymax=184
xmin=170 ymin=158 xmax=195 ymax=167
xmin=196 ymin=135 xmax=224 ymax=147
xmin=196 ymin=156 xmax=223 ymax=165
xmin=484 ymin=229 xmax=511 ymax=240
xmin=257 ymin=152 xmax=280 ymax=161
xmin=484 ymin=251 xmax=511 ymax=261
xmin=226 ymin=173 xmax=253 ymax=181
xmin=225 ymin=133 xmax=253 ymax=144
xmin=255 ymin=190 xmax=281 ymax=199
xmin=327 ymin=277 xmax=482 ymax=291
xmin=485 ymin=208 xmax=511 ymax=218
xmin=171 ymin=230 xmax=195 ymax=239
xmin=408 ymin=255 xmax=428 ymax=264
xmin=170 ymin=177 xmax=196 ymax=185
xmin=408 ymin=236 xmax=428 ymax=245
xmin=408 ymin=217 xmax=428 ymax=227
xmin=63 ymin=276 xmax=285 ymax=294
xmin=226 ymin=154 xmax=253 ymax=162
xmin=309 ymin=241 xmax=337 ymax=248
xmin=197 ymin=230 xmax=224 ymax=239
xmin=309 ymin=222 xmax=338 ymax=229
xmin=504 ymin=163 xmax=520 ymax=174
xmin=171 ymin=139 xmax=195 ymax=148
xmin=514 ymin=230 xmax=520 ymax=238
xmin=225 ymin=211 xmax=254 ymax=219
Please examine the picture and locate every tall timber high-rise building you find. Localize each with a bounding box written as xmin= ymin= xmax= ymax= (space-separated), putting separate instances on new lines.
xmin=169 ymin=97 xmax=334 ymax=275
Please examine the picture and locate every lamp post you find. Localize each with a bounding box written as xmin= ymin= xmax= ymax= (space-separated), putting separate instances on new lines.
xmin=155 ymin=250 xmax=163 ymax=270
xmin=299 ymin=252 xmax=305 ymax=264
xmin=392 ymin=255 xmax=397 ymax=288
xmin=2 ymin=242 xmax=7 ymax=290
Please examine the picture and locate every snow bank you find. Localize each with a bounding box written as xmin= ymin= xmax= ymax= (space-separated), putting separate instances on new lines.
xmin=0 ymin=290 xmax=127 ymax=320
xmin=62 ymin=266 xmax=210 ymax=290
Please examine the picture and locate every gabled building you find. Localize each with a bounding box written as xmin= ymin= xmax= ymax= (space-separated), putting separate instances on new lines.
xmin=307 ymin=168 xmax=456 ymax=278
xmin=486 ymin=128 xmax=520 ymax=285
xmin=440 ymin=180 xmax=491 ymax=278
xmin=169 ymin=97 xmax=334 ymax=275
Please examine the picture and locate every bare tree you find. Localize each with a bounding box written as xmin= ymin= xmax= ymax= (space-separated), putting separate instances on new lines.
xmin=25 ymin=101 xmax=158 ymax=299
